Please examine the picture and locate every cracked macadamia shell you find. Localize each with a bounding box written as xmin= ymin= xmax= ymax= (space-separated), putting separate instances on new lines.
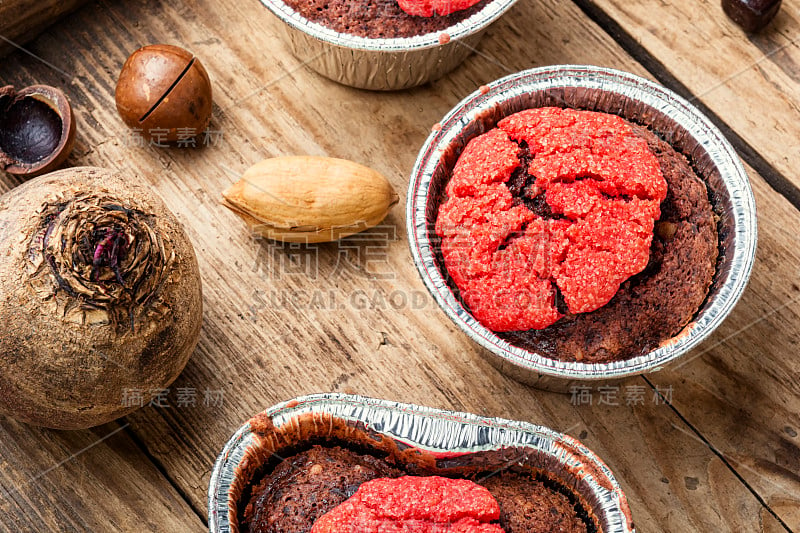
xmin=115 ymin=44 xmax=213 ymax=142
xmin=0 ymin=167 xmax=203 ymax=429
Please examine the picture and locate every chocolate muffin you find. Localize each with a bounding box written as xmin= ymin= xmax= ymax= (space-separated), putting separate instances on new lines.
xmin=435 ymin=107 xmax=718 ymax=363
xmin=241 ymin=445 xmax=595 ymax=532
xmin=281 ymin=0 xmax=492 ymax=39
xmin=242 ymin=445 xmax=402 ymax=533
xmin=481 ymin=472 xmax=588 ymax=533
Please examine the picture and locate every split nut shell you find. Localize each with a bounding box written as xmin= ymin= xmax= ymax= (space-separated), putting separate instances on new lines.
xmin=115 ymin=44 xmax=213 ymax=142
xmin=0 ymin=85 xmax=76 ymax=177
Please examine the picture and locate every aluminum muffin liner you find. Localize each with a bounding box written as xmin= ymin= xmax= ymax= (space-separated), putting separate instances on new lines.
xmin=407 ymin=65 xmax=757 ymax=390
xmin=258 ymin=0 xmax=517 ymax=90
xmin=208 ymin=393 xmax=634 ymax=532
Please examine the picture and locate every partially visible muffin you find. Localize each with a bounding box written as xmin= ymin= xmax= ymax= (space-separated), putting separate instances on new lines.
xmin=281 ymin=0 xmax=492 ymax=39
xmin=481 ymin=472 xmax=588 ymax=533
xmin=242 ymin=445 xmax=402 ymax=533
xmin=241 ymin=445 xmax=596 ymax=532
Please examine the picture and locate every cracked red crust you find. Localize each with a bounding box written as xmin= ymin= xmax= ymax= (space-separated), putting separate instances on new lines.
xmin=435 ymin=107 xmax=668 ymax=332
xmin=311 ymin=476 xmax=503 ymax=532
xmin=398 ymin=0 xmax=483 ymax=17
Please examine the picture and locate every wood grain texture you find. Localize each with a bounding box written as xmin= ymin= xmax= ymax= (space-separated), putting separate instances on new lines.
xmin=572 ymin=1 xmax=800 ymax=527
xmin=0 ymin=0 xmax=798 ymax=531
xmin=645 ymin=165 xmax=800 ymax=529
xmin=0 ymin=420 xmax=204 ymax=533
xmin=0 ymin=0 xmax=89 ymax=58
xmin=580 ymin=0 xmax=800 ymax=198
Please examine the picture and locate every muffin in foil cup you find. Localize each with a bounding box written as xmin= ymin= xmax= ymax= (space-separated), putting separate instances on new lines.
xmin=258 ymin=0 xmax=518 ymax=90
xmin=208 ymin=393 xmax=635 ymax=532
xmin=407 ymin=65 xmax=757 ymax=391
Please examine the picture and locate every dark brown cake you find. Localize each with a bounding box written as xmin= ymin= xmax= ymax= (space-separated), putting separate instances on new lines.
xmin=242 ymin=445 xmax=402 ymax=533
xmin=241 ymin=445 xmax=595 ymax=532
xmin=281 ymin=0 xmax=492 ymax=39
xmin=496 ymin=123 xmax=718 ymax=363
xmin=481 ymin=472 xmax=588 ymax=533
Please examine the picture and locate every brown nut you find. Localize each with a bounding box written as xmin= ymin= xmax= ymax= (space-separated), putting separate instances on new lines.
xmin=722 ymin=0 xmax=782 ymax=33
xmin=222 ymin=156 xmax=399 ymax=243
xmin=0 ymin=85 xmax=76 ymax=177
xmin=115 ymin=44 xmax=213 ymax=143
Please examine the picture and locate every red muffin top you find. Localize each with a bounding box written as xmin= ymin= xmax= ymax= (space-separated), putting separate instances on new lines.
xmin=311 ymin=476 xmax=503 ymax=532
xmin=398 ymin=0 xmax=483 ymax=17
xmin=435 ymin=107 xmax=668 ymax=332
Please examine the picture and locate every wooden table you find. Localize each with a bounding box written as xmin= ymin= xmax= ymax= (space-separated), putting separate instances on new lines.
xmin=0 ymin=0 xmax=798 ymax=531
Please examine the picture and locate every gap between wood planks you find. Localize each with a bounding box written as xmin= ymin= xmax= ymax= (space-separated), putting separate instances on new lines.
xmin=573 ymin=0 xmax=800 ymax=213
xmin=122 ymin=424 xmax=210 ymax=527
xmin=640 ymin=376 xmax=796 ymax=533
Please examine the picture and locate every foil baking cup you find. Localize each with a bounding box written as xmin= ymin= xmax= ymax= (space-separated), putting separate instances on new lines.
xmin=407 ymin=65 xmax=757 ymax=390
xmin=258 ymin=0 xmax=518 ymax=90
xmin=208 ymin=393 xmax=635 ymax=532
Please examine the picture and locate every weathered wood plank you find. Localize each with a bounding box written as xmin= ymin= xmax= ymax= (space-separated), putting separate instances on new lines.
xmin=0 ymin=0 xmax=88 ymax=58
xmin=0 ymin=420 xmax=204 ymax=533
xmin=572 ymin=0 xmax=800 ymax=527
xmin=644 ymin=168 xmax=800 ymax=529
xmin=578 ymin=0 xmax=800 ymax=198
xmin=1 ymin=0 xmax=798 ymax=530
